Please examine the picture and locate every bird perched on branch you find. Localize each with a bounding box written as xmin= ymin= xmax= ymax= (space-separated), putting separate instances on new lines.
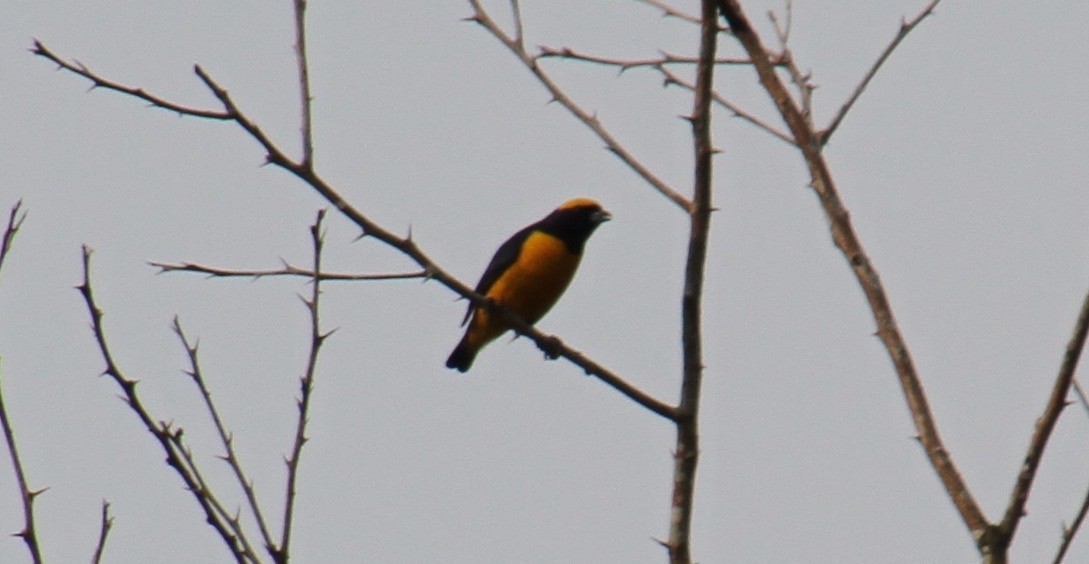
xmin=446 ymin=198 xmax=611 ymax=372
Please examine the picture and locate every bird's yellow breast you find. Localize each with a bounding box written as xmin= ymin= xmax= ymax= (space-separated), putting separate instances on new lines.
xmin=489 ymin=230 xmax=580 ymax=321
xmin=466 ymin=230 xmax=581 ymax=347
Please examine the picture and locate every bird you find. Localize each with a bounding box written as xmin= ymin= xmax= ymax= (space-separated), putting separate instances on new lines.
xmin=445 ymin=198 xmax=611 ymax=372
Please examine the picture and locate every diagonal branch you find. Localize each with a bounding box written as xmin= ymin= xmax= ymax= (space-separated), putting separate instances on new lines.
xmin=173 ymin=318 xmax=278 ymax=559
xmin=820 ymin=0 xmax=942 ymax=144
xmin=713 ymin=0 xmax=990 ymax=547
xmin=0 ymin=364 xmax=43 ymax=564
xmin=1002 ymin=285 xmax=1089 ymax=545
xmin=466 ymin=1 xmax=693 ymax=213
xmin=77 ymin=246 xmax=261 ymax=563
xmin=31 ymin=40 xmax=230 ymax=120
xmin=768 ymin=2 xmax=816 ymax=126
xmin=632 ymin=0 xmax=727 ymax=31
xmin=656 ymin=65 xmax=795 ymax=145
xmin=90 ymin=500 xmax=114 ymax=564
xmin=1054 ymin=479 xmax=1089 ymax=564
xmin=0 ymin=200 xmax=43 ymax=564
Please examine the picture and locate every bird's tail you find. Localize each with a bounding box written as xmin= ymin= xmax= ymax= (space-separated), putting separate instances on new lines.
xmin=445 ymin=339 xmax=477 ymax=373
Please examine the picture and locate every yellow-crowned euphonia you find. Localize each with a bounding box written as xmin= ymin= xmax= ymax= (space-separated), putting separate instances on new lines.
xmin=446 ymin=198 xmax=611 ymax=372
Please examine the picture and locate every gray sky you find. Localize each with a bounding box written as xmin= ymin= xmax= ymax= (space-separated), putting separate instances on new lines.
xmin=3 ymin=1 xmax=1089 ymax=562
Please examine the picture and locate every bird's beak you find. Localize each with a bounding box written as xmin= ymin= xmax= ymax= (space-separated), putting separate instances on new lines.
xmin=592 ymin=209 xmax=612 ymax=224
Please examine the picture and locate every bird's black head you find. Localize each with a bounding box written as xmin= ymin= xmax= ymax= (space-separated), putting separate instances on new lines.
xmin=537 ymin=198 xmax=611 ymax=253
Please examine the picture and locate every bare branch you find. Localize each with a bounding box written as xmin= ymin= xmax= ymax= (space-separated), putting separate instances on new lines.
xmin=1054 ymin=481 xmax=1089 ymax=564
xmin=467 ymin=1 xmax=693 ymax=213
xmin=0 ymin=200 xmax=43 ymax=564
xmin=31 ymin=40 xmax=230 ymax=120
xmin=657 ymin=65 xmax=795 ymax=145
xmin=1001 ymin=285 xmax=1089 ymax=545
xmin=768 ymin=2 xmax=816 ymax=125
xmin=537 ymin=45 xmax=760 ymax=70
xmin=632 ymin=0 xmax=726 ymax=30
xmin=293 ymin=0 xmax=315 ymax=166
xmin=820 ymin=0 xmax=942 ymax=144
xmin=510 ymin=0 xmax=526 ymax=52
xmin=0 ymin=200 xmax=27 ymax=275
xmin=77 ymin=247 xmax=261 ymax=563
xmin=713 ymin=0 xmax=990 ymax=549
xmin=1073 ymin=377 xmax=1089 ymax=417
xmin=150 ymin=260 xmax=426 ymax=282
xmin=277 ymin=209 xmax=329 ymax=562
xmin=173 ymin=318 xmax=278 ymax=559
xmin=666 ymin=2 xmax=717 ymax=562
xmin=90 ymin=500 xmax=114 ymax=564
xmin=0 ymin=361 xmax=43 ymax=564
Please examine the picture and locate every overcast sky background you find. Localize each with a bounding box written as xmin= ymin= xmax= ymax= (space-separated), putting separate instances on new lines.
xmin=3 ymin=1 xmax=1089 ymax=562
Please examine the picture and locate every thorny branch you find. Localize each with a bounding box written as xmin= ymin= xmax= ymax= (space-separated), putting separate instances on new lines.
xmin=90 ymin=500 xmax=114 ymax=564
xmin=820 ymin=0 xmax=942 ymax=144
xmin=151 ymin=260 xmax=426 ymax=282
xmin=173 ymin=319 xmax=279 ymax=559
xmin=664 ymin=1 xmax=716 ymax=561
xmin=32 ymin=35 xmax=676 ymax=422
xmin=1004 ymin=284 xmax=1089 ymax=555
xmin=537 ymin=46 xmax=761 ymax=70
xmin=466 ymin=0 xmax=693 ymax=213
xmin=713 ymin=0 xmax=991 ymax=550
xmin=277 ymin=210 xmax=331 ymax=562
xmin=78 ymin=246 xmax=261 ymax=564
xmin=31 ymin=40 xmax=229 ymax=120
xmin=768 ymin=2 xmax=815 ymax=126
xmin=0 ymin=200 xmax=43 ymax=564
xmin=656 ymin=64 xmax=794 ymax=145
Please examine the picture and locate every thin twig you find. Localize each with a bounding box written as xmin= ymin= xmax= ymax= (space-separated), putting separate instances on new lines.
xmin=714 ymin=0 xmax=991 ymax=551
xmin=173 ymin=318 xmax=279 ymax=559
xmin=31 ymin=40 xmax=230 ymax=120
xmin=1073 ymin=377 xmax=1089 ymax=417
xmin=293 ymin=0 xmax=314 ymax=166
xmin=0 ymin=200 xmax=27 ymax=274
xmin=665 ymin=2 xmax=716 ymax=562
xmin=632 ymin=0 xmax=727 ymax=31
xmin=277 ymin=210 xmax=330 ymax=562
xmin=0 ymin=362 xmax=43 ymax=564
xmin=77 ymin=247 xmax=260 ymax=564
xmin=1055 ymin=482 xmax=1089 ymax=564
xmin=467 ymin=1 xmax=693 ymax=213
xmin=0 ymin=200 xmax=43 ymax=564
xmin=537 ymin=46 xmax=760 ymax=70
xmin=820 ymin=0 xmax=942 ymax=144
xmin=90 ymin=500 xmax=114 ymax=564
xmin=151 ymin=260 xmax=426 ymax=282
xmin=768 ymin=2 xmax=816 ymax=125
xmin=1001 ymin=285 xmax=1089 ymax=547
xmin=657 ymin=65 xmax=795 ymax=145
xmin=510 ymin=0 xmax=525 ymax=52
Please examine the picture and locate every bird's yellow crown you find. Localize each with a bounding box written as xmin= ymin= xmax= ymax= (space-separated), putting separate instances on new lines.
xmin=556 ymin=197 xmax=602 ymax=211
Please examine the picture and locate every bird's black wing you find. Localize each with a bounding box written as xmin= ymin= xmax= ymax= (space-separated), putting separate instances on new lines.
xmin=460 ymin=223 xmax=536 ymax=326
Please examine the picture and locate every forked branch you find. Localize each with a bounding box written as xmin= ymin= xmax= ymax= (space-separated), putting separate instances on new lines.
xmin=0 ymin=200 xmax=43 ymax=564
xmin=467 ymin=0 xmax=693 ymax=212
xmin=713 ymin=0 xmax=989 ymax=547
xmin=78 ymin=247 xmax=261 ymax=563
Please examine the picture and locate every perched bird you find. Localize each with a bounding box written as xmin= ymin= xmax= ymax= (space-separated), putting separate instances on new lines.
xmin=446 ymin=198 xmax=611 ymax=372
